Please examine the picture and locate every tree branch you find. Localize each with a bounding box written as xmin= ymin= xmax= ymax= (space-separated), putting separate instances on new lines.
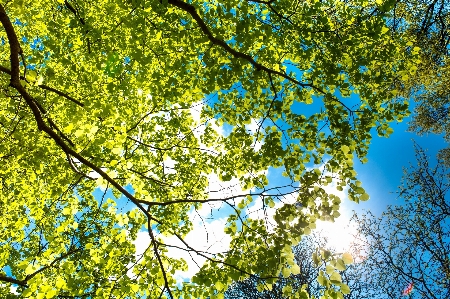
xmin=0 ymin=65 xmax=84 ymax=107
xmin=167 ymin=0 xmax=310 ymax=87
xmin=0 ymin=274 xmax=27 ymax=287
xmin=24 ymin=247 xmax=81 ymax=283
xmin=0 ymin=4 xmax=152 ymax=220
xmin=38 ymin=84 xmax=84 ymax=107
xmin=147 ymin=217 xmax=174 ymax=299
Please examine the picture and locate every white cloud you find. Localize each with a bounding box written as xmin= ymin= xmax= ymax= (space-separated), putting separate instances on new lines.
xmin=166 ymin=217 xmax=231 ymax=281
xmin=246 ymin=118 xmax=264 ymax=151
xmin=131 ymin=172 xmax=245 ymax=281
xmin=133 ymin=231 xmax=151 ymax=258
xmin=10 ymin=285 xmax=18 ymax=295
xmin=246 ymin=118 xmax=260 ymax=134
xmin=190 ymin=101 xmax=226 ymax=138
xmin=163 ymin=157 xmax=177 ymax=175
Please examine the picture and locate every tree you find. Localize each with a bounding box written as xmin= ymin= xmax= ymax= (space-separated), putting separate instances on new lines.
xmin=0 ymin=0 xmax=416 ymax=298
xmin=224 ymin=231 xmax=376 ymax=299
xmin=387 ymin=0 xmax=450 ymax=164
xmin=389 ymin=0 xmax=449 ymax=62
xmin=350 ymin=146 xmax=450 ymax=299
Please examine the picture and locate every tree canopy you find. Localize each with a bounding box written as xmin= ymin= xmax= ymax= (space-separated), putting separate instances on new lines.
xmin=390 ymin=0 xmax=450 ymax=164
xmin=0 ymin=0 xmax=417 ymax=298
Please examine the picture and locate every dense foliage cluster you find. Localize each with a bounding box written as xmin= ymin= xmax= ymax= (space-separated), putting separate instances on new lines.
xmin=0 ymin=0 xmax=418 ymax=298
xmin=392 ymin=0 xmax=450 ymax=165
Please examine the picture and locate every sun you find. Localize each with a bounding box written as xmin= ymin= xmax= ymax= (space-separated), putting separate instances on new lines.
xmin=314 ymin=211 xmax=359 ymax=253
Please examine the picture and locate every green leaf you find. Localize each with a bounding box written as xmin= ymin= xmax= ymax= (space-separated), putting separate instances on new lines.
xmin=25 ymin=264 xmax=37 ymax=275
xmin=329 ymin=272 xmax=342 ymax=283
xmin=335 ymin=258 xmax=346 ymax=270
xmin=312 ymin=252 xmax=320 ymax=265
xmin=321 ymin=249 xmax=331 ymax=259
xmin=317 ymin=274 xmax=327 ymax=286
xmin=342 ymin=253 xmax=354 ymax=264
xmin=291 ymin=263 xmax=301 ymax=275
xmin=360 ymin=193 xmax=370 ymax=201
xmin=130 ymin=284 xmax=139 ymax=293
xmin=27 ymin=70 xmax=37 ymax=82
xmin=341 ymin=145 xmax=350 ymax=153
xmin=22 ymin=289 xmax=32 ymax=297
xmin=326 ymin=265 xmax=334 ymax=274
xmin=340 ymin=283 xmax=351 ymax=294
xmin=282 ymin=267 xmax=291 ymax=278
xmin=215 ymin=281 xmax=224 ymax=291
xmin=55 ymin=277 xmax=66 ymax=289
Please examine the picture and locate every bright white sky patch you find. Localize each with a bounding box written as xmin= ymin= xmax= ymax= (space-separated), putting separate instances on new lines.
xmin=167 ymin=217 xmax=231 ymax=281
xmin=132 ymin=216 xmax=231 ymax=282
xmin=190 ymin=101 xmax=226 ymax=138
xmin=163 ymin=157 xmax=177 ymax=175
xmin=165 ymin=173 xmax=246 ymax=280
xmin=132 ymin=173 xmax=243 ymax=281
xmin=314 ymin=207 xmax=359 ymax=253
xmin=246 ymin=118 xmax=263 ymax=151
xmin=313 ymin=174 xmax=360 ymax=253
xmin=130 ymin=105 xmax=366 ymax=283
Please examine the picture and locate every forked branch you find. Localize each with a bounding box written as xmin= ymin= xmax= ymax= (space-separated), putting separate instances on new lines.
xmin=0 ymin=4 xmax=151 ymax=220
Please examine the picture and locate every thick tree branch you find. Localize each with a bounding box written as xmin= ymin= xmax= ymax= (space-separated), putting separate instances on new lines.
xmin=0 ymin=274 xmax=27 ymax=287
xmin=64 ymin=0 xmax=85 ymax=25
xmin=0 ymin=65 xmax=77 ymax=147
xmin=38 ymin=84 xmax=84 ymax=107
xmin=0 ymin=7 xmax=21 ymax=85
xmin=66 ymin=153 xmax=95 ymax=180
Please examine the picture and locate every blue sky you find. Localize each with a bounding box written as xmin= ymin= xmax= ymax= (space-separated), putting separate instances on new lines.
xmin=3 ymin=8 xmax=447 ymax=299
xmin=10 ymin=15 xmax=427 ymax=222
xmin=352 ymin=117 xmax=447 ymax=216
xmin=7 ymin=14 xmax=447 ymax=297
